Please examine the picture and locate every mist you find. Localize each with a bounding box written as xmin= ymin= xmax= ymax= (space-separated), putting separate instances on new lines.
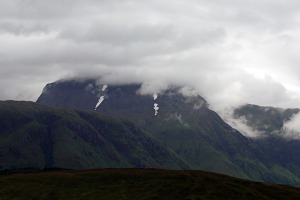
xmin=282 ymin=113 xmax=300 ymax=140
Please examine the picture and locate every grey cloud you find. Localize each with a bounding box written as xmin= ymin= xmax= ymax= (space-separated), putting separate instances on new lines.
xmin=202 ymin=0 xmax=300 ymax=34
xmin=60 ymin=22 xmax=176 ymax=46
xmin=0 ymin=20 xmax=48 ymax=35
xmin=1 ymin=0 xmax=300 ymax=116
xmin=15 ymin=0 xmax=77 ymax=20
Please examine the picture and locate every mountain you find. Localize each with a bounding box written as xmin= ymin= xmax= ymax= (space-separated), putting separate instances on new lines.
xmin=233 ymin=104 xmax=300 ymax=136
xmin=233 ymin=104 xmax=300 ymax=183
xmin=2 ymin=168 xmax=300 ymax=200
xmin=0 ymin=100 xmax=188 ymax=170
xmin=36 ymin=78 xmax=300 ymax=185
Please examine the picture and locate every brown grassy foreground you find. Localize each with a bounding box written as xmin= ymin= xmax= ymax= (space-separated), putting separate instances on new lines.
xmin=0 ymin=168 xmax=300 ymax=200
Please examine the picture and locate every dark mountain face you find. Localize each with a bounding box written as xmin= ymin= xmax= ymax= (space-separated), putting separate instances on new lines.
xmin=37 ymin=79 xmax=208 ymax=120
xmin=36 ymin=78 xmax=300 ymax=185
xmin=0 ymin=101 xmax=189 ymax=170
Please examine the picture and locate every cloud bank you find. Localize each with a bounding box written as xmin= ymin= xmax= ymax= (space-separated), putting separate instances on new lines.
xmin=1 ymin=0 xmax=300 ymax=113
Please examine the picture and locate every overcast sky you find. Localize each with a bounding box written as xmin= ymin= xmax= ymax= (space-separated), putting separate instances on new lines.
xmin=1 ymin=0 xmax=300 ymax=112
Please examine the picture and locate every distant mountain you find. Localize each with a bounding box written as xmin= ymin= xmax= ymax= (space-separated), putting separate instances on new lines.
xmin=233 ymin=104 xmax=300 ymax=183
xmin=234 ymin=104 xmax=300 ymax=136
xmin=0 ymin=101 xmax=188 ymax=170
xmin=36 ymin=78 xmax=300 ymax=185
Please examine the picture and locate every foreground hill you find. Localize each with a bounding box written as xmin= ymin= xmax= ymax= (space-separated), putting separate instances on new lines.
xmin=36 ymin=78 xmax=300 ymax=185
xmin=0 ymin=101 xmax=188 ymax=170
xmin=1 ymin=168 xmax=300 ymax=200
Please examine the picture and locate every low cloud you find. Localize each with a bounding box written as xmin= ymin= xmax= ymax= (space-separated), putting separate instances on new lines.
xmin=179 ymin=86 xmax=200 ymax=97
xmin=219 ymin=108 xmax=263 ymax=138
xmin=282 ymin=113 xmax=300 ymax=140
xmin=137 ymin=80 xmax=169 ymax=96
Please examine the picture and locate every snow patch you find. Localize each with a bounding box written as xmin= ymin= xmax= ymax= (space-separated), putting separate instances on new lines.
xmin=153 ymin=93 xmax=158 ymax=100
xmin=94 ymin=84 xmax=108 ymax=110
xmin=95 ymin=96 xmax=105 ymax=110
xmin=102 ymin=84 xmax=107 ymax=91
xmin=154 ymin=103 xmax=159 ymax=116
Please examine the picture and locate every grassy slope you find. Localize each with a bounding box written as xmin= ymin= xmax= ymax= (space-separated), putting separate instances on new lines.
xmin=1 ymin=169 xmax=300 ymax=200
xmin=0 ymin=101 xmax=188 ymax=170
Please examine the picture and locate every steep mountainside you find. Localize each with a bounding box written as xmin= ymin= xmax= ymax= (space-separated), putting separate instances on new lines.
xmin=36 ymin=78 xmax=300 ymax=185
xmin=0 ymin=101 xmax=188 ymax=170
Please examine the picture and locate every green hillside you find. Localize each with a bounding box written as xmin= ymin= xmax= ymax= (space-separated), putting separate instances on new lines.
xmin=0 ymin=101 xmax=188 ymax=170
